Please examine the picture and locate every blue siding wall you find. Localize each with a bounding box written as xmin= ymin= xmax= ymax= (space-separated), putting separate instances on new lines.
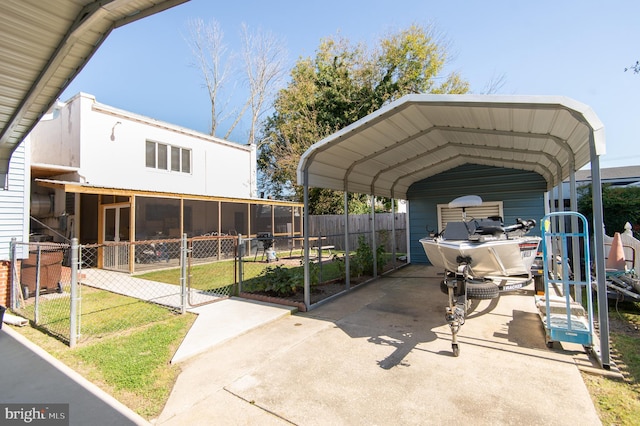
xmin=408 ymin=164 xmax=547 ymax=264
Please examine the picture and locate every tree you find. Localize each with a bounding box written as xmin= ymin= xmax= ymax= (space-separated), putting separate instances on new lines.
xmin=578 ymin=184 xmax=640 ymax=239
xmin=185 ymin=18 xmax=233 ymax=138
xmin=186 ymin=19 xmax=287 ymax=143
xmin=258 ymin=24 xmax=469 ymax=213
xmin=240 ymin=24 xmax=288 ymax=145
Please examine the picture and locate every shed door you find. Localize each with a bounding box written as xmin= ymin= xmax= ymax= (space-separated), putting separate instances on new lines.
xmin=437 ymin=201 xmax=503 ymax=233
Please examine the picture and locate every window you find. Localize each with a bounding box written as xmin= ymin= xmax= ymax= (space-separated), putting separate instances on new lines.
xmin=146 ymin=141 xmax=191 ymax=174
xmin=181 ymin=149 xmax=191 ymax=173
xmin=158 ymin=144 xmax=168 ymax=170
xmin=171 ymin=146 xmax=180 ymax=171
xmin=145 ymin=141 xmax=156 ymax=168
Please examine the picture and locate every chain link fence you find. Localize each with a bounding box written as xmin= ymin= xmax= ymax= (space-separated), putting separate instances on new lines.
xmin=9 ymin=228 xmax=406 ymax=345
xmin=237 ymin=230 xmax=408 ymax=307
xmin=10 ymin=235 xmax=238 ymax=345
xmin=10 ymin=242 xmax=71 ymax=341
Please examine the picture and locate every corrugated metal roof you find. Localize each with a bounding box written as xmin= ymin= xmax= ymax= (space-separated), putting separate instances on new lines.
xmin=0 ymin=0 xmax=189 ymax=185
xmin=297 ymin=94 xmax=606 ymax=199
xmin=573 ymin=165 xmax=640 ymax=182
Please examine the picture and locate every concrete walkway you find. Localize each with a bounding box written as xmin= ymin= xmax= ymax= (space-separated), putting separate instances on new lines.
xmin=0 ymin=326 xmax=148 ymax=426
xmin=172 ymin=298 xmax=297 ymax=363
xmin=80 ymin=268 xmax=221 ymax=308
xmin=157 ymin=265 xmax=603 ymax=425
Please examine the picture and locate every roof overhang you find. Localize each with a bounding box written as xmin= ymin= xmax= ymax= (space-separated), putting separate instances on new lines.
xmin=297 ymin=94 xmax=605 ymax=199
xmin=0 ymin=0 xmax=189 ymax=186
xmin=35 ymin=178 xmax=304 ymax=207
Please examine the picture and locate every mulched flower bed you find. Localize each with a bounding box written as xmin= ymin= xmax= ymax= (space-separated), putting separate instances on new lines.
xmin=239 ymin=278 xmax=369 ymax=312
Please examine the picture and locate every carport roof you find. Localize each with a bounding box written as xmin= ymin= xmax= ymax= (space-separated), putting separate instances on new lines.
xmin=297 ymin=94 xmax=605 ymax=199
xmin=0 ymin=0 xmax=188 ymax=186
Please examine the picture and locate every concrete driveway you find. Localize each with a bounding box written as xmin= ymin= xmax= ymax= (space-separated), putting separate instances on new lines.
xmin=157 ymin=265 xmax=601 ymax=425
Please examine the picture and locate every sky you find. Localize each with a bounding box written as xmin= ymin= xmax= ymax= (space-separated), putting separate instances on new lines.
xmin=61 ymin=0 xmax=640 ymax=169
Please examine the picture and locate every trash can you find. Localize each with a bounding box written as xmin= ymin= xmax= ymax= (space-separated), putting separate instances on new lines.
xmin=21 ymin=248 xmax=64 ymax=298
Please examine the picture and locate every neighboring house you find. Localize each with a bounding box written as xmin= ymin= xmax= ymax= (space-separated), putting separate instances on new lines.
xmin=552 ymin=165 xmax=640 ymax=208
xmin=0 ymin=140 xmax=30 ymax=307
xmin=27 ymin=93 xmax=302 ymax=271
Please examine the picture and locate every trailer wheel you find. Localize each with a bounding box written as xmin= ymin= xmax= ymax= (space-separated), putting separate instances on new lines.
xmin=466 ymin=281 xmax=499 ymax=299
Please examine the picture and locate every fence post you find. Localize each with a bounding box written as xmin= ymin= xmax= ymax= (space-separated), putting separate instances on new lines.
xmin=10 ymin=238 xmax=17 ymax=310
xmin=180 ymin=234 xmax=187 ymax=314
xmin=34 ymin=246 xmax=41 ymax=324
xmin=237 ymin=234 xmax=244 ymax=294
xmin=69 ymin=238 xmax=78 ymax=348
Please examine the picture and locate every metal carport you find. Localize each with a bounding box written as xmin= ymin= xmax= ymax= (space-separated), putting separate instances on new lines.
xmin=297 ymin=93 xmax=611 ymax=368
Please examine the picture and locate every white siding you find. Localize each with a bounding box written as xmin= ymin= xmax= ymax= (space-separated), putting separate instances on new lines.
xmin=30 ymin=93 xmax=255 ymax=199
xmin=0 ymin=139 xmax=30 ymax=260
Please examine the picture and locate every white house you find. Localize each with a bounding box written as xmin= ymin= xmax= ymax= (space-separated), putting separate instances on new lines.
xmin=28 ymin=93 xmax=302 ymax=270
xmin=31 ymin=92 xmax=258 ymax=199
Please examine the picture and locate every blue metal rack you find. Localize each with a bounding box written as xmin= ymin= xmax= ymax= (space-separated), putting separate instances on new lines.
xmin=540 ymin=212 xmax=594 ymax=349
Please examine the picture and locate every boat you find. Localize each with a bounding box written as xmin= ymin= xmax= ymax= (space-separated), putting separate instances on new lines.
xmin=420 ymin=195 xmax=540 ymax=277
xmin=419 ymin=195 xmax=541 ymax=357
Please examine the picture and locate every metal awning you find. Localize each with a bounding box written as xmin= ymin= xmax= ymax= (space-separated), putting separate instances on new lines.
xmin=297 ymin=94 xmax=605 ymax=199
xmin=0 ymin=0 xmax=189 ymax=186
xmin=297 ymin=93 xmax=612 ymax=369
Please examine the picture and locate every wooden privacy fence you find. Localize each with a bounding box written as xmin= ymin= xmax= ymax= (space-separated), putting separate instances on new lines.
xmin=307 ymin=213 xmax=407 ymax=253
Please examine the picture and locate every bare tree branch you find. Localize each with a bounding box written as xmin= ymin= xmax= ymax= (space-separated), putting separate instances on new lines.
xmin=185 ymin=18 xmax=234 ymax=137
xmin=480 ymin=72 xmax=507 ymax=94
xmin=240 ymin=23 xmax=288 ymax=144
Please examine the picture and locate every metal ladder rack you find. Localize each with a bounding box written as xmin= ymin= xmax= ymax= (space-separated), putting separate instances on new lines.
xmin=539 ymin=211 xmax=594 ymax=350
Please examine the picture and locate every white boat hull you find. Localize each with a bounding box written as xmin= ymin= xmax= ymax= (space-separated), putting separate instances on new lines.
xmin=420 ymin=236 xmax=541 ymax=277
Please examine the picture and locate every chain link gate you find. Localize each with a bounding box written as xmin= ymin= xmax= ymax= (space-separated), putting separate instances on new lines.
xmin=186 ymin=235 xmax=238 ymax=306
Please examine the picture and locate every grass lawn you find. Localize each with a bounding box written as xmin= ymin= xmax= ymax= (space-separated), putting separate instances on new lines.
xmin=581 ymin=302 xmax=640 ymax=425
xmin=11 ymin=288 xmax=196 ymax=420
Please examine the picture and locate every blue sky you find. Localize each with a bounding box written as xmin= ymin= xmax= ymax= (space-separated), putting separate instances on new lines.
xmin=61 ymin=0 xmax=640 ymax=168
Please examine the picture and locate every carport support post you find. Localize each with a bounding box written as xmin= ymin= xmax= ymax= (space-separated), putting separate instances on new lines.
xmin=303 ymin=170 xmax=310 ymax=308
xmin=344 ymin=191 xmax=350 ymax=289
xmin=590 ymin=155 xmax=610 ymax=368
xmin=69 ymin=238 xmax=78 ymax=348
xmin=569 ymin=171 xmax=583 ymax=302
xmin=371 ymin=195 xmax=377 ymax=278
xmin=391 ymin=199 xmax=397 ymax=268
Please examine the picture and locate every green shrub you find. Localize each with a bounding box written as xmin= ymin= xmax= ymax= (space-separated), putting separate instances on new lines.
xmin=248 ymin=261 xmax=319 ymax=296
xmin=336 ymin=236 xmax=387 ymax=279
